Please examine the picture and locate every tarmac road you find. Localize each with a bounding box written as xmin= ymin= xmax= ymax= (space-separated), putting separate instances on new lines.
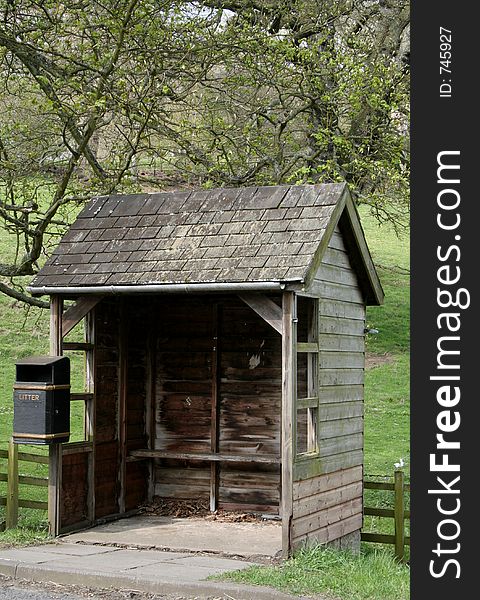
xmin=0 ymin=576 xmax=225 ymax=600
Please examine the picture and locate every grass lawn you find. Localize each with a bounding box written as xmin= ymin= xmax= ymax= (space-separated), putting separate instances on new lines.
xmin=0 ymin=203 xmax=410 ymax=598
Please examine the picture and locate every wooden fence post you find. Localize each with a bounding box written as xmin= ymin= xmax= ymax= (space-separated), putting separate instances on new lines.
xmin=6 ymin=439 xmax=19 ymax=529
xmin=394 ymin=469 xmax=405 ymax=561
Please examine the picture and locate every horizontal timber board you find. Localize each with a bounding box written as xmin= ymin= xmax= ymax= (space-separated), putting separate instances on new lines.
xmin=18 ymin=475 xmax=48 ymax=487
xmin=319 ymin=299 xmax=365 ymax=320
xmin=319 ymin=316 xmax=365 ymax=336
xmin=361 ymin=532 xmax=395 ymax=544
xmin=319 ymin=401 xmax=363 ymax=421
xmin=322 ymin=248 xmax=351 ymax=269
xmin=318 ymin=384 xmax=364 ymax=403
xmin=319 ymin=433 xmax=363 ymax=457
xmin=293 ymin=513 xmax=362 ymax=548
xmin=18 ymin=499 xmax=48 ymax=510
xmin=319 ymin=369 xmax=364 ymax=386
xmin=319 ymin=351 xmax=365 ymax=369
xmin=130 ymin=450 xmax=280 ymax=463
xmin=364 ymin=481 xmax=394 ymax=491
xmin=293 ymin=465 xmax=363 ymax=500
xmin=311 ymin=280 xmax=364 ymax=303
xmin=219 ymin=502 xmax=279 ymax=514
xmin=364 ymin=507 xmax=396 ymax=518
xmin=318 ymin=335 xmax=365 ymax=352
xmin=17 ymin=452 xmax=49 ymax=464
xmin=294 ymin=449 xmax=363 ymax=481
xmin=154 ymin=484 xmax=209 ymax=499
xmin=293 ymin=481 xmax=363 ymax=520
xmin=292 ymin=497 xmax=363 ymax=539
xmin=318 ymin=417 xmax=363 ymax=440
xmin=316 ymin=263 xmax=359 ymax=287
xmin=297 ymin=396 xmax=319 ymax=409
xmin=328 ymin=231 xmax=347 ymax=252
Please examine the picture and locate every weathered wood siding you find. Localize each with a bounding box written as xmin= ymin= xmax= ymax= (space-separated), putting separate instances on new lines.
xmin=61 ymin=451 xmax=89 ymax=528
xmin=124 ymin=299 xmax=149 ymax=511
xmin=153 ymin=296 xmax=281 ymax=512
xmin=94 ymin=298 xmax=121 ymax=518
xmin=218 ymin=298 xmax=281 ymax=512
xmin=292 ymin=225 xmax=365 ymax=547
xmin=154 ymin=297 xmax=213 ymax=500
xmin=291 ymin=466 xmax=363 ymax=547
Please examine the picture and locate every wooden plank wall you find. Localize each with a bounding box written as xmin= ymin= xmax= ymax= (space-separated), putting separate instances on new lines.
xmin=124 ymin=298 xmax=149 ymax=511
xmin=154 ymin=297 xmax=213 ymax=500
xmin=61 ymin=452 xmax=89 ymax=527
xmin=292 ymin=225 xmax=365 ymax=548
xmin=218 ymin=298 xmax=281 ymax=513
xmin=153 ymin=296 xmax=281 ymax=512
xmin=94 ymin=298 xmax=121 ymax=518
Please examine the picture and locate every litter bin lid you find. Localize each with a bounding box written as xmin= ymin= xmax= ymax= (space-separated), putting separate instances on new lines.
xmin=15 ymin=356 xmax=68 ymax=366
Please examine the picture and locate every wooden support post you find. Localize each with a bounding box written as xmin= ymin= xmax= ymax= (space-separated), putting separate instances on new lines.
xmin=48 ymin=296 xmax=63 ymax=537
xmin=210 ymin=303 xmax=220 ymax=512
xmin=281 ymin=292 xmax=296 ymax=557
xmin=394 ymin=469 xmax=405 ymax=561
xmin=6 ymin=439 xmax=19 ymax=529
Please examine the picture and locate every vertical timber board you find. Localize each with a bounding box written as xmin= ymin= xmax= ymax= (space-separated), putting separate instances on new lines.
xmin=94 ymin=298 xmax=120 ymax=518
xmin=118 ymin=299 xmax=127 ymax=515
xmin=281 ymin=291 xmax=297 ymax=557
xmin=85 ymin=310 xmax=95 ymax=523
xmin=49 ymin=296 xmax=63 ymax=537
xmin=210 ymin=303 xmax=220 ymax=512
xmin=145 ymin=319 xmax=156 ymax=502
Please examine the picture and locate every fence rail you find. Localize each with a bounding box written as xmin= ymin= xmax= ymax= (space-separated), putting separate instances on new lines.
xmin=0 ymin=439 xmax=48 ymax=530
xmin=361 ymin=469 xmax=410 ymax=561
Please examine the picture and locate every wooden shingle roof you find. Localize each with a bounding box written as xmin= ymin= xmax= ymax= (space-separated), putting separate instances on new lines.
xmin=28 ymin=183 xmax=383 ymax=304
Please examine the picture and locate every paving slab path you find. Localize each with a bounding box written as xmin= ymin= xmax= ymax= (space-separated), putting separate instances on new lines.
xmin=0 ymin=543 xmax=305 ymax=600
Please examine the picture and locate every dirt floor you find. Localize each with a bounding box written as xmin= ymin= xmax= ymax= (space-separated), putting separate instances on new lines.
xmin=138 ymin=498 xmax=278 ymax=524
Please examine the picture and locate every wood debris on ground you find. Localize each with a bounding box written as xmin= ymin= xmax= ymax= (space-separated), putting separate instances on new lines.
xmin=138 ymin=497 xmax=278 ymax=523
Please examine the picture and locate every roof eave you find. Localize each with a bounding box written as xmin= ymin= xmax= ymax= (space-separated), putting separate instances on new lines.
xmin=28 ymin=279 xmax=304 ymax=298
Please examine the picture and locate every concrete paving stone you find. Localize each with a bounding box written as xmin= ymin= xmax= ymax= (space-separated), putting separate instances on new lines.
xmin=36 ymin=543 xmax=119 ymax=556
xmin=37 ymin=552 xmax=163 ymax=573
xmin=63 ymin=515 xmax=282 ymax=558
xmin=0 ymin=549 xmax=63 ymax=564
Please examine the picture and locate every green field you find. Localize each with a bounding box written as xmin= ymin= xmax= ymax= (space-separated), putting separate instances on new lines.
xmin=0 ymin=204 xmax=410 ymax=597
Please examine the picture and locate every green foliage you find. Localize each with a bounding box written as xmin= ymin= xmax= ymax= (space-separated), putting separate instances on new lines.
xmin=1 ymin=0 xmax=409 ymax=303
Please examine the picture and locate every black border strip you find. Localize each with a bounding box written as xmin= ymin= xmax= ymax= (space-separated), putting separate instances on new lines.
xmin=411 ymin=2 xmax=476 ymax=596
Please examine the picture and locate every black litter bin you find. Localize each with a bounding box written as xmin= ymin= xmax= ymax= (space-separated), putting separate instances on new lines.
xmin=13 ymin=356 xmax=70 ymax=445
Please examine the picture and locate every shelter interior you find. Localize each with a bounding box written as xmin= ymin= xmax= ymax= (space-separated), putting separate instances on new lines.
xmin=62 ymin=293 xmax=318 ymax=526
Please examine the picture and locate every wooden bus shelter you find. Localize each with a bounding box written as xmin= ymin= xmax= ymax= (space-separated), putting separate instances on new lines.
xmin=28 ymin=183 xmax=383 ymax=556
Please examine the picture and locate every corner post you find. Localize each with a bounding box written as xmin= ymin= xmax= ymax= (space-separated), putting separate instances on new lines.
xmin=394 ymin=469 xmax=405 ymax=561
xmin=6 ymin=438 xmax=19 ymax=529
xmin=48 ymin=295 xmax=63 ymax=536
xmin=281 ymin=291 xmax=297 ymax=557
